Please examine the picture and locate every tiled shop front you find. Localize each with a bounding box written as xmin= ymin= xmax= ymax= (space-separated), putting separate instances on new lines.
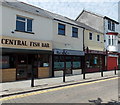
xmin=1 ymin=36 xmax=52 ymax=82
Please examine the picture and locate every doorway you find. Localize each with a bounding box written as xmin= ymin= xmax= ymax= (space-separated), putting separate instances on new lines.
xmin=16 ymin=54 xmax=38 ymax=80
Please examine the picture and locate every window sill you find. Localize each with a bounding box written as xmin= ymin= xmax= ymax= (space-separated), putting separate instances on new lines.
xmin=58 ymin=33 xmax=65 ymax=36
xmin=15 ymin=30 xmax=35 ymax=34
xmin=72 ymin=36 xmax=78 ymax=38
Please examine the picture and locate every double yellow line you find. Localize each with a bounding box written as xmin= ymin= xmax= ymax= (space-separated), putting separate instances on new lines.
xmin=0 ymin=77 xmax=119 ymax=101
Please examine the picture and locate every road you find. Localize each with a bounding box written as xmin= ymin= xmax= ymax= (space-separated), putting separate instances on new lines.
xmin=1 ymin=77 xmax=119 ymax=103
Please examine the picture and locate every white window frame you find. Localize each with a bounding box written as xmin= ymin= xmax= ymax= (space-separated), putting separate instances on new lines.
xmin=16 ymin=15 xmax=33 ymax=32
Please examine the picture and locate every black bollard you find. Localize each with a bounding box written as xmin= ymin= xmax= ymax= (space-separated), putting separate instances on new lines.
xmin=31 ymin=69 xmax=34 ymax=87
xmin=114 ymin=67 xmax=116 ymax=75
xmin=101 ymin=69 xmax=103 ymax=77
xmin=83 ymin=69 xmax=85 ymax=79
xmin=63 ymin=69 xmax=65 ymax=82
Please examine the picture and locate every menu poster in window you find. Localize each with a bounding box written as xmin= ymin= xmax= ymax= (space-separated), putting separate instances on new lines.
xmin=43 ymin=63 xmax=49 ymax=67
xmin=94 ymin=57 xmax=98 ymax=64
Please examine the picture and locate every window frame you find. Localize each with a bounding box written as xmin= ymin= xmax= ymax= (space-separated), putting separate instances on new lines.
xmin=72 ymin=27 xmax=78 ymax=38
xmin=112 ymin=22 xmax=115 ymax=31
xmin=89 ymin=32 xmax=93 ymax=40
xmin=58 ymin=23 xmax=66 ymax=35
xmin=97 ymin=35 xmax=100 ymax=42
xmin=16 ymin=15 xmax=33 ymax=33
xmin=108 ymin=20 xmax=111 ymax=30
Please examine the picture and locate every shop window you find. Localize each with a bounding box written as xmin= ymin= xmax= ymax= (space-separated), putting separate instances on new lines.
xmin=0 ymin=55 xmax=16 ymax=69
xmin=86 ymin=55 xmax=100 ymax=68
xmin=38 ymin=55 xmax=49 ymax=67
xmin=72 ymin=27 xmax=78 ymax=38
xmin=66 ymin=56 xmax=72 ymax=69
xmin=16 ymin=16 xmax=33 ymax=33
xmin=58 ymin=23 xmax=65 ymax=35
xmin=54 ymin=56 xmax=64 ymax=70
xmin=72 ymin=56 xmax=81 ymax=69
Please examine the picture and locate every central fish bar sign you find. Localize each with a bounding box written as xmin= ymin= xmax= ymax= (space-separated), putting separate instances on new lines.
xmin=0 ymin=36 xmax=52 ymax=50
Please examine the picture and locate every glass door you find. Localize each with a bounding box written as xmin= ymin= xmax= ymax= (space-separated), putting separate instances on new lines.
xmin=16 ymin=55 xmax=28 ymax=80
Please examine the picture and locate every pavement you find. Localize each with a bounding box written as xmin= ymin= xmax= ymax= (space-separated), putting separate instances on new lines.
xmin=0 ymin=70 xmax=119 ymax=97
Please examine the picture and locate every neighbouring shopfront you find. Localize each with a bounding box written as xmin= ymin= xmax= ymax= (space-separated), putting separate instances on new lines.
xmin=53 ymin=49 xmax=84 ymax=77
xmin=118 ymin=54 xmax=120 ymax=69
xmin=107 ymin=53 xmax=118 ymax=70
xmin=85 ymin=49 xmax=106 ymax=73
xmin=0 ymin=36 xmax=52 ymax=82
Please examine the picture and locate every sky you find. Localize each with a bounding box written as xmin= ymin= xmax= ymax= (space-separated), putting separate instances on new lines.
xmin=18 ymin=0 xmax=119 ymax=21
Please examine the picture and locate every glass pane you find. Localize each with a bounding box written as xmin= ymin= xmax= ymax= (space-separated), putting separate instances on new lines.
xmin=16 ymin=20 xmax=25 ymax=31
xmin=54 ymin=62 xmax=64 ymax=69
xmin=17 ymin=16 xmax=25 ymax=21
xmin=66 ymin=62 xmax=71 ymax=69
xmin=58 ymin=24 xmax=65 ymax=29
xmin=27 ymin=19 xmax=32 ymax=32
xmin=58 ymin=29 xmax=65 ymax=35
xmin=73 ymin=61 xmax=80 ymax=68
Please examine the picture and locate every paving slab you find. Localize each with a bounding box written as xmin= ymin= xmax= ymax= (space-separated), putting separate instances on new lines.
xmin=0 ymin=70 xmax=119 ymax=97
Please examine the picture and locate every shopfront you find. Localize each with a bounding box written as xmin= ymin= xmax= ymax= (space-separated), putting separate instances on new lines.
xmin=118 ymin=53 xmax=120 ymax=69
xmin=85 ymin=50 xmax=106 ymax=73
xmin=0 ymin=36 xmax=52 ymax=82
xmin=53 ymin=49 xmax=84 ymax=77
xmin=107 ymin=53 xmax=118 ymax=70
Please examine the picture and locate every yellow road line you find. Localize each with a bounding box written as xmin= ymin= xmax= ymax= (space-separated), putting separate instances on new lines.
xmin=0 ymin=77 xmax=119 ymax=101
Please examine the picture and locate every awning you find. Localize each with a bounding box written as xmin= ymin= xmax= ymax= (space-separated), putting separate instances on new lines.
xmin=106 ymin=32 xmax=118 ymax=35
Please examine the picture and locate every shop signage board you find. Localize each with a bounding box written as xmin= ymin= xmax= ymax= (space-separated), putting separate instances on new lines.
xmin=54 ymin=49 xmax=85 ymax=56
xmin=0 ymin=36 xmax=52 ymax=51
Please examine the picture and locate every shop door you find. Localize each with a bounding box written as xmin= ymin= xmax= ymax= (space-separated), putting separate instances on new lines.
xmin=17 ymin=54 xmax=38 ymax=80
xmin=65 ymin=56 xmax=72 ymax=75
xmin=107 ymin=57 xmax=117 ymax=70
xmin=17 ymin=55 xmax=28 ymax=80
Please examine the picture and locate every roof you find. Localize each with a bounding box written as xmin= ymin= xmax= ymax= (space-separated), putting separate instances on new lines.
xmin=104 ymin=16 xmax=119 ymax=24
xmin=2 ymin=1 xmax=53 ymax=19
xmin=2 ymin=1 xmax=104 ymax=33
xmin=70 ymin=19 xmax=103 ymax=34
xmin=76 ymin=9 xmax=119 ymax=24
xmin=75 ymin=9 xmax=104 ymax=20
xmin=2 ymin=1 xmax=84 ymax=28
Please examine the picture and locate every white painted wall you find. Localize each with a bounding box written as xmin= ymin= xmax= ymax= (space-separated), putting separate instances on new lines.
xmin=2 ymin=5 xmax=53 ymax=41
xmin=52 ymin=20 xmax=83 ymax=51
xmin=104 ymin=19 xmax=118 ymax=52
xmin=0 ymin=2 xmax=2 ymax=36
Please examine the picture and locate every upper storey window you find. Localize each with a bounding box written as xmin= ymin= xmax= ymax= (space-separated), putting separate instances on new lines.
xmin=108 ymin=20 xmax=115 ymax=31
xmin=72 ymin=27 xmax=78 ymax=38
xmin=16 ymin=16 xmax=33 ymax=33
xmin=58 ymin=23 xmax=65 ymax=35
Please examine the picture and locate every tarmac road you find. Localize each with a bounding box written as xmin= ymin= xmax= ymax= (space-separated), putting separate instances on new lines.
xmin=1 ymin=77 xmax=119 ymax=103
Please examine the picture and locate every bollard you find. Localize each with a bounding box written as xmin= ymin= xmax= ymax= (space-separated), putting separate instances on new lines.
xmin=83 ymin=69 xmax=86 ymax=79
xmin=114 ymin=67 xmax=116 ymax=75
xmin=31 ymin=69 xmax=34 ymax=87
xmin=63 ymin=69 xmax=65 ymax=82
xmin=101 ymin=69 xmax=103 ymax=77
